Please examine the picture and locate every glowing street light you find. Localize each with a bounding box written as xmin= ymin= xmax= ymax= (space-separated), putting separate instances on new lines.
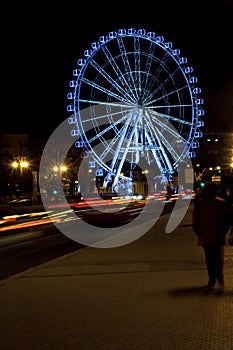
xmin=12 ymin=161 xmax=19 ymax=169
xmin=20 ymin=161 xmax=29 ymax=168
xmin=11 ymin=159 xmax=29 ymax=170
xmin=60 ymin=165 xmax=68 ymax=172
xmin=52 ymin=164 xmax=68 ymax=173
xmin=230 ymin=156 xmax=233 ymax=168
xmin=51 ymin=164 xmax=69 ymax=197
xmin=11 ymin=159 xmax=30 ymax=196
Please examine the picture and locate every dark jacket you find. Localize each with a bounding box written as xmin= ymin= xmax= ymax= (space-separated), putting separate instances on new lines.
xmin=192 ymin=186 xmax=231 ymax=245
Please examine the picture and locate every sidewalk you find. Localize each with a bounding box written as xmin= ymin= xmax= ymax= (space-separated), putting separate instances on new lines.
xmin=0 ymin=202 xmax=232 ymax=350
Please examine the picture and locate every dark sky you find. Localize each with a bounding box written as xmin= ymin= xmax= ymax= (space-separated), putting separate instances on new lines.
xmin=2 ymin=1 xmax=233 ymax=141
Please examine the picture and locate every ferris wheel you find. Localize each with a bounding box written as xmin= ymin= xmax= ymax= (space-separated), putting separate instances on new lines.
xmin=67 ymin=28 xmax=204 ymax=193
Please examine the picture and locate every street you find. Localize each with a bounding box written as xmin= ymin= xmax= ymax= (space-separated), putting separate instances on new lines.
xmin=0 ymin=198 xmax=171 ymax=280
xmin=0 ymin=201 xmax=232 ymax=350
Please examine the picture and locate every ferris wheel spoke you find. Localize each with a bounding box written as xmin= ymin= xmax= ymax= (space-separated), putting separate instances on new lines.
xmin=101 ymin=115 xmax=136 ymax=185
xmin=144 ymin=112 xmax=181 ymax=163
xmin=153 ymin=53 xmax=171 ymax=83
xmin=145 ymin=130 xmax=174 ymax=173
xmin=111 ymin=121 xmax=140 ymax=188
xmin=101 ymin=45 xmax=138 ymax=102
xmin=78 ymin=99 xmax=132 ymax=109
xmin=89 ymin=59 xmax=137 ymax=104
xmin=146 ymin=83 xmax=191 ymax=108
xmin=134 ymin=36 xmax=142 ymax=95
xmin=142 ymin=61 xmax=179 ymax=105
xmin=140 ymin=42 xmax=156 ymax=100
xmin=148 ymin=111 xmax=188 ymax=144
xmin=117 ymin=36 xmax=139 ymax=100
xmin=88 ymin=115 xmax=127 ymax=144
xmin=97 ymin=119 xmax=132 ymax=162
xmin=81 ymin=77 xmax=131 ymax=105
xmin=81 ymin=109 xmax=127 ymax=126
xmin=146 ymin=103 xmax=192 ymax=113
xmin=150 ymin=109 xmax=193 ymax=126
xmin=149 ymin=125 xmax=183 ymax=163
xmin=99 ymin=129 xmax=124 ymax=162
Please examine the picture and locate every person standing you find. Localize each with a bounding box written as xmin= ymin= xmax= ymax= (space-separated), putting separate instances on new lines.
xmin=192 ymin=182 xmax=231 ymax=292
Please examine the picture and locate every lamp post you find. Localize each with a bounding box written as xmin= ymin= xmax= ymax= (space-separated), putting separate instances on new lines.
xmin=51 ymin=164 xmax=69 ymax=200
xmin=11 ymin=159 xmax=39 ymax=202
xmin=11 ymin=159 xmax=30 ymax=196
xmin=31 ymin=170 xmax=39 ymax=203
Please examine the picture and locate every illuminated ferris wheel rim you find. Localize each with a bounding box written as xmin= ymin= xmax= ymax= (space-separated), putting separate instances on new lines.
xmin=67 ymin=28 xmax=204 ymax=187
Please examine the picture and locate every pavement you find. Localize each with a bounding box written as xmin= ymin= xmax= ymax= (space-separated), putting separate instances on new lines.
xmin=0 ymin=201 xmax=233 ymax=350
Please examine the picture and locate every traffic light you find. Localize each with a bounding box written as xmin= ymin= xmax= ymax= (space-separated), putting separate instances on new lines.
xmin=200 ymin=181 xmax=205 ymax=188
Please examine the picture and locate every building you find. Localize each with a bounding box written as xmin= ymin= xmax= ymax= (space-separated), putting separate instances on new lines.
xmin=193 ymin=132 xmax=233 ymax=189
xmin=0 ymin=133 xmax=29 ymax=159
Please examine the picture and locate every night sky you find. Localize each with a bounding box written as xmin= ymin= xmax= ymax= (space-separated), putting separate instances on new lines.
xmin=2 ymin=1 xmax=233 ymax=141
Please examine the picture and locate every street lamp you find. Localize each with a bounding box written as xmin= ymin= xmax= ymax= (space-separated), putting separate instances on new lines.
xmin=51 ymin=164 xmax=69 ymax=198
xmin=52 ymin=164 xmax=68 ymax=174
xmin=20 ymin=160 xmax=29 ymax=169
xmin=11 ymin=159 xmax=29 ymax=171
xmin=230 ymin=156 xmax=233 ymax=169
xmin=11 ymin=159 xmax=31 ymax=196
xmin=10 ymin=159 xmax=40 ymax=202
